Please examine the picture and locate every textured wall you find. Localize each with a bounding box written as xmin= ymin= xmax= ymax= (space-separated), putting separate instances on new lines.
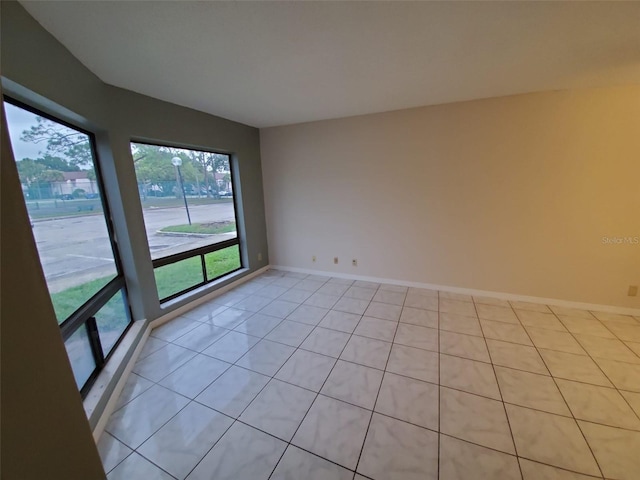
xmin=261 ymin=86 xmax=640 ymax=308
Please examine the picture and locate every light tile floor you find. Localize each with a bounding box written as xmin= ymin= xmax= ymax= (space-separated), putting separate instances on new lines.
xmin=100 ymin=269 xmax=640 ymax=480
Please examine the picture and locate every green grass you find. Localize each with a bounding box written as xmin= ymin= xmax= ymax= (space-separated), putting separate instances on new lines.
xmin=160 ymin=221 xmax=236 ymax=235
xmin=155 ymin=245 xmax=240 ymax=300
xmin=50 ymin=246 xmax=241 ymax=323
xmin=204 ymin=246 xmax=241 ymax=282
xmin=154 ymin=256 xmax=204 ymax=300
xmin=51 ymin=276 xmax=112 ymax=324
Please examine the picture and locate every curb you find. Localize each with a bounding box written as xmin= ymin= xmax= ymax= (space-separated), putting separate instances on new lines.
xmin=155 ymin=230 xmax=237 ymax=238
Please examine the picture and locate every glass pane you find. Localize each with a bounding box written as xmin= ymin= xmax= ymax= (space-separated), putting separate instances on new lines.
xmin=96 ymin=289 xmax=131 ymax=356
xmin=130 ymin=142 xmax=237 ymax=260
xmin=4 ymin=103 xmax=118 ymax=323
xmin=64 ymin=325 xmax=96 ymax=389
xmin=154 ymin=256 xmax=205 ymax=300
xmin=205 ymin=245 xmax=241 ymax=281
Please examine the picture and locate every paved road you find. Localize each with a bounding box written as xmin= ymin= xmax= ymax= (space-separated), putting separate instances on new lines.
xmin=33 ymin=202 xmax=237 ymax=293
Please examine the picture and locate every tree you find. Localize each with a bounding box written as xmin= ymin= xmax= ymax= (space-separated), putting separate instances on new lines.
xmin=129 ymin=143 xmax=230 ymax=199
xmin=131 ymin=143 xmax=175 ymax=181
xmin=182 ymin=150 xmax=229 ymax=197
xmin=134 ymin=156 xmax=176 ymax=182
xmin=16 ymin=158 xmax=65 ymax=199
xmin=131 ymin=143 xmax=181 ymax=199
xmin=20 ymin=116 xmax=93 ymax=167
xmin=37 ymin=154 xmax=80 ymax=172
xmin=16 ymin=158 xmax=46 ymax=186
xmin=183 ymin=150 xmax=207 ymax=196
xmin=38 ymin=170 xmax=64 ymax=182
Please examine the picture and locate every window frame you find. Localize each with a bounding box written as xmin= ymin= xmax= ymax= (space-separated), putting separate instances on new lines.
xmin=131 ymin=140 xmax=244 ymax=303
xmin=3 ymin=96 xmax=134 ymax=398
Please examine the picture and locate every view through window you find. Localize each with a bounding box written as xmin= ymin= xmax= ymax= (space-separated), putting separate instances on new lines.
xmin=4 ymin=100 xmax=132 ymax=394
xmin=130 ymin=142 xmax=242 ymax=301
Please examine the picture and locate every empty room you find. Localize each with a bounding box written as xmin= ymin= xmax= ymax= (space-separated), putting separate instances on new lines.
xmin=2 ymin=1 xmax=640 ymax=479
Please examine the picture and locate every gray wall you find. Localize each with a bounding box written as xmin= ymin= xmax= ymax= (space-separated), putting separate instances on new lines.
xmin=1 ymin=1 xmax=269 ymax=477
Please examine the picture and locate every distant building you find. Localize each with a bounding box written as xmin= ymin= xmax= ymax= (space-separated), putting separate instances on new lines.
xmin=214 ymin=171 xmax=232 ymax=193
xmin=51 ymin=171 xmax=99 ymax=196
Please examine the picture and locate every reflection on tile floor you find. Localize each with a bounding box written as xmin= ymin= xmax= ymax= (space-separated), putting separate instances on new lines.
xmin=100 ymin=269 xmax=640 ymax=479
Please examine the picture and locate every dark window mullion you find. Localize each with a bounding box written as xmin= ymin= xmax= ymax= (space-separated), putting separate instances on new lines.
xmin=86 ymin=317 xmax=105 ymax=368
xmin=60 ymin=276 xmax=124 ymax=342
xmin=152 ymin=237 xmax=239 ymax=269
xmin=157 ymin=248 xmax=242 ymax=303
xmin=4 ymin=97 xmax=133 ymax=398
xmin=201 ymin=254 xmax=208 ymax=282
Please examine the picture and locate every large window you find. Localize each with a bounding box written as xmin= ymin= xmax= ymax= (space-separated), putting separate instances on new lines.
xmin=131 ymin=142 xmax=242 ymax=302
xmin=4 ymin=99 xmax=132 ymax=396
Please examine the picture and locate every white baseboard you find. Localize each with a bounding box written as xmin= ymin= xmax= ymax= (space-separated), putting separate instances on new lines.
xmin=270 ymin=265 xmax=640 ymax=316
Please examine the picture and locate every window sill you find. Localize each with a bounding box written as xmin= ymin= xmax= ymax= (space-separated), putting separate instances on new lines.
xmin=158 ymin=267 xmax=250 ymax=315
xmin=83 ymin=318 xmax=147 ymax=431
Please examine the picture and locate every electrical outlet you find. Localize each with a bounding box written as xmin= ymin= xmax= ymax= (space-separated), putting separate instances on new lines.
xmin=258 ymin=252 xmax=262 ymax=261
xmin=352 ymin=259 xmax=357 ymax=267
xmin=333 ymin=257 xmax=339 ymax=264
xmin=312 ymin=255 xmax=316 ymax=262
xmin=629 ymin=285 xmax=638 ymax=297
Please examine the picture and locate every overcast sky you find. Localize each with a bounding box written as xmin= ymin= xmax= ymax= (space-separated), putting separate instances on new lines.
xmin=4 ymin=102 xmax=45 ymax=160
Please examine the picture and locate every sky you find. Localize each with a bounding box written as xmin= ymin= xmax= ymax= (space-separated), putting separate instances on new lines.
xmin=4 ymin=102 xmax=44 ymax=161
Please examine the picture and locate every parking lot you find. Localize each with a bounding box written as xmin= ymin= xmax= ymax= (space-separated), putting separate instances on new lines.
xmin=33 ymin=202 xmax=237 ymax=293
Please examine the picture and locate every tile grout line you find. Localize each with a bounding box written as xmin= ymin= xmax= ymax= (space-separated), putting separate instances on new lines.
xmin=301 ymin=344 xmax=640 ymax=427
xmin=259 ymin=278 xmax=347 ymax=480
xmin=109 ymin=390 xmax=197 ymax=478
xmin=132 ymin=287 xmax=640 ymax=437
xmin=352 ymin=284 xmax=405 ymax=477
xmin=182 ymin=271 xmax=316 ymax=480
xmin=188 ymin=293 xmax=640 ymax=366
xmin=112 ymin=271 xmax=290 ymax=479
xmin=260 ymin=277 xmax=635 ymax=476
xmin=515 ymin=305 xmax=606 ymax=479
xmin=115 ymin=273 xmax=293 ymax=476
xmin=437 ymin=293 xmax=441 ymax=480
xmin=107 ymin=403 xmax=604 ymax=480
xmin=473 ymin=297 xmax=525 ymax=480
xmin=268 ymin=364 xmax=640 ymax=436
xmin=266 ymin=276 xmax=375 ymax=479
xmin=550 ymin=310 xmax=640 ymax=424
xmin=108 ymin=272 xmax=637 ymax=479
xmin=570 ymin=312 xmax=640 ymax=425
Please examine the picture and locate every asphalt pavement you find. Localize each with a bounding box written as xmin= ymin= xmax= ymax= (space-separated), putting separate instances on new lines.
xmin=32 ymin=203 xmax=237 ymax=293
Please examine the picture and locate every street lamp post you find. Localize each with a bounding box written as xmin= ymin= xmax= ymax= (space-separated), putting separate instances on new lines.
xmin=172 ymin=157 xmax=192 ymax=225
xmin=206 ymin=164 xmax=213 ymax=198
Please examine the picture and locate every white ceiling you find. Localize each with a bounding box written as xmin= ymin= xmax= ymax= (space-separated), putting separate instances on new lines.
xmin=20 ymin=1 xmax=640 ymax=128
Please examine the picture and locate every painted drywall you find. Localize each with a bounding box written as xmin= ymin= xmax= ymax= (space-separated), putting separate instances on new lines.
xmin=1 ymin=1 xmax=269 ymax=475
xmin=261 ymin=86 xmax=640 ymax=308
